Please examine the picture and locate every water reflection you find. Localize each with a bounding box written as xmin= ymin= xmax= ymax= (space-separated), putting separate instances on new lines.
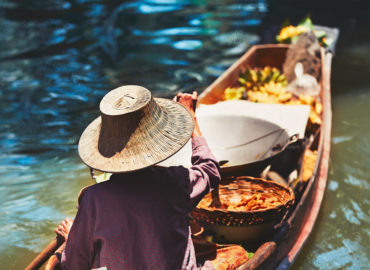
xmin=0 ymin=0 xmax=264 ymax=267
xmin=294 ymin=50 xmax=370 ymax=269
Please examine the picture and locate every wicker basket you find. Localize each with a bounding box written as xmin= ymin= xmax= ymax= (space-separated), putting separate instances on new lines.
xmin=191 ymin=176 xmax=294 ymax=227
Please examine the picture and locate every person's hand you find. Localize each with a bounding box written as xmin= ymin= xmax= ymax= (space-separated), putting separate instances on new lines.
xmin=173 ymin=91 xmax=198 ymax=117
xmin=173 ymin=91 xmax=202 ymax=137
xmin=55 ymin=217 xmax=73 ymax=242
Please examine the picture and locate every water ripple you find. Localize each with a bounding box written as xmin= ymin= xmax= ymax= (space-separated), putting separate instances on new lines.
xmin=313 ymin=239 xmax=369 ymax=269
xmin=11 ymin=2 xmax=370 ymax=270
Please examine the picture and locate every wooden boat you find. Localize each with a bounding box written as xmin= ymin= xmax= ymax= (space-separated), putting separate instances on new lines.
xmin=27 ymin=31 xmax=338 ymax=270
xmin=196 ymin=43 xmax=334 ymax=269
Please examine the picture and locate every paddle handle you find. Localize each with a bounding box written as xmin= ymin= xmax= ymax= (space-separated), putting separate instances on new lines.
xmin=45 ymin=242 xmax=66 ymax=270
xmin=25 ymin=237 xmax=65 ymax=270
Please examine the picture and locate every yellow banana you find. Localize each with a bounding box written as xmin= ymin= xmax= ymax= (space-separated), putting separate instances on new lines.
xmin=250 ymin=69 xmax=258 ymax=83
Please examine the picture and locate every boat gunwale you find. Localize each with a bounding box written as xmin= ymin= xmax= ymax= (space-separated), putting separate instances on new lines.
xmin=274 ymin=50 xmax=333 ymax=270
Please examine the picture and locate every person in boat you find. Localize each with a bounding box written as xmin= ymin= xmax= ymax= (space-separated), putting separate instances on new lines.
xmin=55 ymin=85 xmax=222 ymax=269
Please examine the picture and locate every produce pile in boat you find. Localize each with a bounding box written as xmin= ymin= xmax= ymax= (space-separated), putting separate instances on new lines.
xmin=223 ymin=66 xmax=322 ymax=127
xmin=224 ymin=66 xmax=288 ymax=102
xmin=222 ymin=17 xmax=329 ymax=129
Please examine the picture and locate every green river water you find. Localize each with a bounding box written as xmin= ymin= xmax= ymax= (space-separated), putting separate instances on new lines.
xmin=0 ymin=0 xmax=369 ymax=269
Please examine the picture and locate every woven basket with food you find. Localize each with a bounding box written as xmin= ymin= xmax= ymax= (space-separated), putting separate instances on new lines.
xmin=191 ymin=176 xmax=295 ymax=242
xmin=192 ymin=176 xmax=294 ymax=227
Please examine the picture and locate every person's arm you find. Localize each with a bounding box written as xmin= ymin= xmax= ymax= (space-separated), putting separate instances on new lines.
xmin=174 ymin=92 xmax=221 ymax=209
xmin=58 ymin=188 xmax=95 ymax=270
xmin=187 ymin=136 xmax=220 ymax=208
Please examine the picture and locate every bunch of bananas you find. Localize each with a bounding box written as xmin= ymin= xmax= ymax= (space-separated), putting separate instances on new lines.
xmin=223 ymin=66 xmax=289 ymax=103
xmin=222 ymin=65 xmax=323 ymax=129
xmin=224 ymin=87 xmax=245 ymax=100
xmin=238 ymin=66 xmax=287 ymax=91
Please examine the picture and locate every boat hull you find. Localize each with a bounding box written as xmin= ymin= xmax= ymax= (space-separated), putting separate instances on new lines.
xmin=198 ymin=45 xmax=333 ymax=270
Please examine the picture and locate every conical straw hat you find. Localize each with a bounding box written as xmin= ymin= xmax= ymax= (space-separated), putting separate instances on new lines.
xmin=78 ymin=85 xmax=194 ymax=173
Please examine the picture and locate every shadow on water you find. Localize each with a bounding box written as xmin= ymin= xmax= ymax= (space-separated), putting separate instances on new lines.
xmin=0 ymin=0 xmax=369 ymax=268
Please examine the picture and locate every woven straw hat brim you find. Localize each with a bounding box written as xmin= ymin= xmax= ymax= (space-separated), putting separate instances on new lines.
xmin=78 ymin=98 xmax=194 ymax=173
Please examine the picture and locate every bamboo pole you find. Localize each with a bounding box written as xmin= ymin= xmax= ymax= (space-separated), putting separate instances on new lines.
xmin=45 ymin=242 xmax=66 ymax=270
xmin=25 ymin=237 xmax=64 ymax=270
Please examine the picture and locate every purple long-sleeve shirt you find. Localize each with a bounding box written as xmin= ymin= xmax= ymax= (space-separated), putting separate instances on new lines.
xmin=61 ymin=136 xmax=221 ymax=270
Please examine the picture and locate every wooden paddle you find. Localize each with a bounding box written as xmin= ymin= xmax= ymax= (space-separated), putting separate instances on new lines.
xmin=45 ymin=242 xmax=66 ymax=270
xmin=25 ymin=236 xmax=64 ymax=270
